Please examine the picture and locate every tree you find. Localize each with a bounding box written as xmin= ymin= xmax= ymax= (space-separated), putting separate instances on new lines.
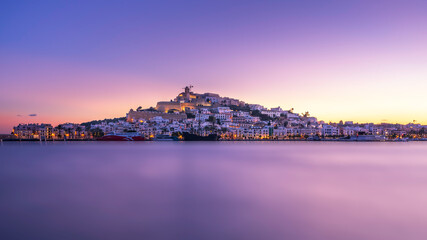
xmin=80 ymin=117 xmax=126 ymax=130
xmin=250 ymin=110 xmax=271 ymax=121
xmin=229 ymin=105 xmax=251 ymax=112
xmin=90 ymin=128 xmax=104 ymax=138
xmin=207 ymin=116 xmax=217 ymax=132
xmin=136 ymin=106 xmax=142 ymax=111
xmin=207 ymin=116 xmax=216 ymax=124
xmin=171 ymin=132 xmax=181 ymax=137
xmin=186 ymin=113 xmax=195 ymax=119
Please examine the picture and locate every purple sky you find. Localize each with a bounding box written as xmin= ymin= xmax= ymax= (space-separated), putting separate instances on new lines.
xmin=1 ymin=0 xmax=427 ymax=133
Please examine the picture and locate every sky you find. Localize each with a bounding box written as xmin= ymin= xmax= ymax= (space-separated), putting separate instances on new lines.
xmin=1 ymin=0 xmax=427 ymax=133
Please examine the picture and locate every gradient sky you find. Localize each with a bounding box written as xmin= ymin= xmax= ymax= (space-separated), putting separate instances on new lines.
xmin=1 ymin=0 xmax=427 ymax=133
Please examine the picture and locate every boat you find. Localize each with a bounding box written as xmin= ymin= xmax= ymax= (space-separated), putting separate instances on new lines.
xmin=393 ymin=137 xmax=409 ymax=142
xmin=307 ymin=135 xmax=321 ymax=141
xmin=97 ymin=132 xmax=145 ymax=141
xmin=182 ymin=132 xmax=219 ymax=141
xmin=349 ymin=135 xmax=386 ymax=142
xmin=153 ymin=134 xmax=178 ymax=141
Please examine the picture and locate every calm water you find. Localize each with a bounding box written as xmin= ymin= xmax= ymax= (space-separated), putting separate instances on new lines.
xmin=1 ymin=142 xmax=427 ymax=240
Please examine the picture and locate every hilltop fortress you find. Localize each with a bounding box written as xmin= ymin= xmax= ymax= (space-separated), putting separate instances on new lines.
xmin=156 ymin=86 xmax=245 ymax=112
xmin=126 ymin=86 xmax=245 ymax=122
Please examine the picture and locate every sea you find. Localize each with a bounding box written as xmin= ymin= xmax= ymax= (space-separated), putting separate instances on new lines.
xmin=1 ymin=141 xmax=427 ymax=240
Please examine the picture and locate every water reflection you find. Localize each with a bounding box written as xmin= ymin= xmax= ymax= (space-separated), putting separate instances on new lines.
xmin=1 ymin=142 xmax=427 ymax=240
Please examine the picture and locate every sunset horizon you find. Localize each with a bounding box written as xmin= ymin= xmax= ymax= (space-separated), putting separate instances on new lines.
xmin=2 ymin=0 xmax=427 ymax=133
xmin=1 ymin=84 xmax=425 ymax=134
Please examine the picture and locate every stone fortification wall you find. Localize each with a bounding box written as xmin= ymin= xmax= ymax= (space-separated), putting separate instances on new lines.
xmin=127 ymin=110 xmax=187 ymax=122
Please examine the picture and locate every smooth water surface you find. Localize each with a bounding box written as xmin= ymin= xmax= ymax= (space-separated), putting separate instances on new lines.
xmin=1 ymin=142 xmax=427 ymax=240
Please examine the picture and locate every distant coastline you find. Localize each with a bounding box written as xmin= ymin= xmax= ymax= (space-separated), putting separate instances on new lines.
xmin=8 ymin=86 xmax=427 ymax=142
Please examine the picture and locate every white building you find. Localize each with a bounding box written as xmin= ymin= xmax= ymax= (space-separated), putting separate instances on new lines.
xmin=321 ymin=125 xmax=339 ymax=136
xmin=261 ymin=110 xmax=281 ymax=118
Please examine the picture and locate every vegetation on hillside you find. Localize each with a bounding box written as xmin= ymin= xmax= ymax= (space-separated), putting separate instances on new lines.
xmin=81 ymin=117 xmax=126 ymax=130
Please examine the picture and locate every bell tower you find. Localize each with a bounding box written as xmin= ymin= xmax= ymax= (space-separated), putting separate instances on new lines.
xmin=183 ymin=85 xmax=193 ymax=101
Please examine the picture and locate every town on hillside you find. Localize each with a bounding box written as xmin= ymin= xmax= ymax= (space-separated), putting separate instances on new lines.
xmin=7 ymin=86 xmax=427 ymax=141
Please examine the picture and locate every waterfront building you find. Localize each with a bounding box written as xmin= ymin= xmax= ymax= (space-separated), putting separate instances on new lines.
xmin=13 ymin=123 xmax=53 ymax=139
xmin=321 ymin=125 xmax=340 ymax=136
